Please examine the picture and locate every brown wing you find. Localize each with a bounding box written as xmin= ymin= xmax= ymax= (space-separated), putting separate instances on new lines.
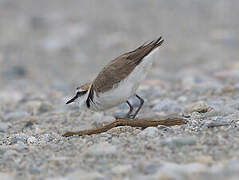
xmin=91 ymin=37 xmax=164 ymax=95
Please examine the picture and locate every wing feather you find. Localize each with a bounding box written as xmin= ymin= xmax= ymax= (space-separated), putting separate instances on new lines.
xmin=91 ymin=37 xmax=164 ymax=95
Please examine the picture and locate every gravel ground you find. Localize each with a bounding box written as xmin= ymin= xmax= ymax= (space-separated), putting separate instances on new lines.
xmin=0 ymin=0 xmax=239 ymax=180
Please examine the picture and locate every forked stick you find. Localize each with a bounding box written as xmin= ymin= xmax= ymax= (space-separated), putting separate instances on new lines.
xmin=63 ymin=115 xmax=187 ymax=137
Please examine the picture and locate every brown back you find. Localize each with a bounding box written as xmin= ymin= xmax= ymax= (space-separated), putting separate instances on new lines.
xmin=88 ymin=37 xmax=164 ymax=103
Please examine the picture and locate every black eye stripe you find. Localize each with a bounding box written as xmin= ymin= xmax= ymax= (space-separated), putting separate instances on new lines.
xmin=66 ymin=90 xmax=88 ymax=104
xmin=77 ymin=90 xmax=87 ymax=96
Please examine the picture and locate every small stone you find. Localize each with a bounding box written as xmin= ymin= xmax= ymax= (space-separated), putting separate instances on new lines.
xmin=40 ymin=134 xmax=52 ymax=142
xmin=13 ymin=133 xmax=28 ymax=143
xmin=157 ymin=125 xmax=173 ymax=132
xmin=160 ymin=136 xmax=197 ymax=147
xmin=203 ymin=117 xmax=232 ymax=128
xmin=184 ymin=101 xmax=210 ymax=114
xmin=138 ymin=127 xmax=158 ymax=137
xmin=27 ymin=136 xmax=37 ymax=144
xmin=86 ymin=142 xmax=117 ymax=156
xmin=0 ymin=122 xmax=11 ymax=132
xmin=24 ymin=121 xmax=34 ymax=128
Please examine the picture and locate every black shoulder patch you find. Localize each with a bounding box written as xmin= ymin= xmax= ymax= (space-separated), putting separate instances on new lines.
xmin=86 ymin=86 xmax=94 ymax=108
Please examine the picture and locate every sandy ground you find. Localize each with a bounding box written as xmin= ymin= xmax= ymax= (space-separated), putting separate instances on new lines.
xmin=0 ymin=0 xmax=239 ymax=179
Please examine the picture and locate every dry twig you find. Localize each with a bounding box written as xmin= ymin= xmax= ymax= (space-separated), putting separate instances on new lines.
xmin=63 ymin=115 xmax=187 ymax=137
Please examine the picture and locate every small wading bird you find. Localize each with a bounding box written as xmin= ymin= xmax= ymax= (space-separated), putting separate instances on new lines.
xmin=66 ymin=37 xmax=164 ymax=118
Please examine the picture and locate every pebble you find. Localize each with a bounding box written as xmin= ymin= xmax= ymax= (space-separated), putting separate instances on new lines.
xmin=203 ymin=118 xmax=232 ymax=128
xmin=184 ymin=101 xmax=210 ymax=114
xmin=13 ymin=133 xmax=28 ymax=143
xmin=138 ymin=127 xmax=158 ymax=137
xmin=40 ymin=134 xmax=52 ymax=142
xmin=160 ymin=136 xmax=197 ymax=147
xmin=85 ymin=142 xmax=117 ymax=156
xmin=27 ymin=136 xmax=37 ymax=144
xmin=0 ymin=122 xmax=11 ymax=132
xmin=157 ymin=125 xmax=173 ymax=132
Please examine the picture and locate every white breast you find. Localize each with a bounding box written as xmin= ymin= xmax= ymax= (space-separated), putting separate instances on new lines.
xmin=88 ymin=48 xmax=159 ymax=111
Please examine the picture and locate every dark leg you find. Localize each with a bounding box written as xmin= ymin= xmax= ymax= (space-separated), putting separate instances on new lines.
xmin=126 ymin=100 xmax=134 ymax=118
xmin=132 ymin=94 xmax=144 ymax=118
xmin=114 ymin=100 xmax=134 ymax=119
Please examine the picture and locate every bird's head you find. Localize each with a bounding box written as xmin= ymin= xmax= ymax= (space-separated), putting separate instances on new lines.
xmin=66 ymin=82 xmax=91 ymax=105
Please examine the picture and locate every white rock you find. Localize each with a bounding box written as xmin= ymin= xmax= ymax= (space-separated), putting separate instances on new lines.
xmin=40 ymin=134 xmax=52 ymax=142
xmin=0 ymin=122 xmax=11 ymax=132
xmin=27 ymin=136 xmax=37 ymax=144
xmin=184 ymin=101 xmax=209 ymax=114
xmin=138 ymin=127 xmax=158 ymax=137
xmin=15 ymin=133 xmax=28 ymax=143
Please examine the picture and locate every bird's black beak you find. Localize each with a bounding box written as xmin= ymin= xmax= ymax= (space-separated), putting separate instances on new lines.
xmin=66 ymin=93 xmax=78 ymax=104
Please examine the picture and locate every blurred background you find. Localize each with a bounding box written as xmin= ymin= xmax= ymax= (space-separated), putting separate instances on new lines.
xmin=0 ymin=0 xmax=238 ymax=94
xmin=1 ymin=1 xmax=239 ymax=179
